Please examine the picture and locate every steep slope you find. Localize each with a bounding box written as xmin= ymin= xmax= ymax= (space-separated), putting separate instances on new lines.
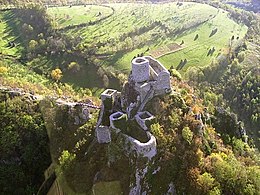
xmin=41 ymin=75 xmax=259 ymax=195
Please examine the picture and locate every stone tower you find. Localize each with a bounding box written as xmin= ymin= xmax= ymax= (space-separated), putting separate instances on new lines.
xmin=132 ymin=57 xmax=150 ymax=83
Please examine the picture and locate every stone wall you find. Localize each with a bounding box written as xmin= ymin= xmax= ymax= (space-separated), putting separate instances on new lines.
xmin=122 ymin=132 xmax=157 ymax=159
xmin=109 ymin=111 xmax=127 ymax=130
xmin=135 ymin=82 xmax=152 ymax=102
xmin=144 ymin=56 xmax=169 ymax=74
xmin=135 ymin=111 xmax=155 ymax=131
xmin=101 ymin=88 xmax=117 ymax=102
xmin=95 ymin=126 xmax=111 ymax=144
xmin=132 ymin=57 xmax=150 ymax=83
xmin=154 ymin=71 xmax=171 ymax=95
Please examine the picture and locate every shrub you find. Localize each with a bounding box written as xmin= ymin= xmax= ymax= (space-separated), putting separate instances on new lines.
xmin=182 ymin=126 xmax=193 ymax=145
xmin=51 ymin=68 xmax=63 ymax=81
xmin=198 ymin=172 xmax=217 ymax=193
xmin=0 ymin=66 xmax=8 ymax=74
xmin=169 ymin=68 xmax=182 ymax=81
xmin=28 ymin=39 xmax=38 ymax=51
xmin=67 ymin=61 xmax=80 ymax=73
xmin=58 ymin=150 xmax=76 ymax=174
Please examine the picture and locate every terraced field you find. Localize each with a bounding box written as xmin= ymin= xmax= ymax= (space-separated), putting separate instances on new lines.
xmin=51 ymin=2 xmax=247 ymax=73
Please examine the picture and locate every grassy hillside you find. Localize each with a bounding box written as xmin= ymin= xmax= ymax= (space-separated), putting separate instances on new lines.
xmin=158 ymin=10 xmax=247 ymax=71
xmin=47 ymin=5 xmax=113 ymax=29
xmin=0 ymin=10 xmax=23 ymax=56
xmin=51 ymin=2 xmax=247 ymax=73
xmin=1 ymin=3 xmax=248 ymax=92
xmin=0 ymin=57 xmax=93 ymax=99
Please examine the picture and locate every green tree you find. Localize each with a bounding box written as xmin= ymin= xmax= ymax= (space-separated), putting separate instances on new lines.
xmin=182 ymin=126 xmax=193 ymax=145
xmin=67 ymin=61 xmax=80 ymax=73
xmin=58 ymin=150 xmax=76 ymax=174
xmin=0 ymin=96 xmax=51 ymax=194
xmin=198 ymin=172 xmax=218 ymax=193
xmin=28 ymin=39 xmax=38 ymax=51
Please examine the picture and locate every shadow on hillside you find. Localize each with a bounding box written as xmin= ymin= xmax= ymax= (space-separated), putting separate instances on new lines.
xmin=2 ymin=10 xmax=26 ymax=56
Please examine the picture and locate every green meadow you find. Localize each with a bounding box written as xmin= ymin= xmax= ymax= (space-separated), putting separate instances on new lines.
xmin=52 ymin=2 xmax=247 ymax=73
xmin=47 ymin=5 xmax=113 ymax=28
xmin=0 ymin=2 xmax=248 ymax=91
xmin=0 ymin=10 xmax=23 ymax=57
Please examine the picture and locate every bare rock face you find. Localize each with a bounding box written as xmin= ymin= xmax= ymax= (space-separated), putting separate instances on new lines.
xmin=68 ymin=104 xmax=90 ymax=125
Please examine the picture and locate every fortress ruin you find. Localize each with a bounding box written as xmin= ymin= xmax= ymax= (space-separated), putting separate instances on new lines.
xmin=95 ymin=56 xmax=171 ymax=158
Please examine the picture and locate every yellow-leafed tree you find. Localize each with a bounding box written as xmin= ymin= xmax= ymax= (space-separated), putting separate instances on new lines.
xmin=51 ymin=68 xmax=63 ymax=81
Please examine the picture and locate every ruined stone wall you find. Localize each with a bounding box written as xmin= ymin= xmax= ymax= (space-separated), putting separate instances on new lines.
xmin=144 ymin=56 xmax=168 ymax=74
xmin=135 ymin=82 xmax=152 ymax=103
xmin=154 ymin=71 xmax=171 ymax=95
xmin=132 ymin=57 xmax=150 ymax=83
xmin=135 ymin=111 xmax=155 ymax=131
xmin=122 ymin=132 xmax=157 ymax=159
xmin=95 ymin=126 xmax=111 ymax=144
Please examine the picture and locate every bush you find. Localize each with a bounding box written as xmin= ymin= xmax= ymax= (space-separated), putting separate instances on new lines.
xmin=169 ymin=68 xmax=182 ymax=81
xmin=182 ymin=126 xmax=193 ymax=145
xmin=51 ymin=68 xmax=63 ymax=81
xmin=58 ymin=150 xmax=76 ymax=174
xmin=67 ymin=61 xmax=80 ymax=73
xmin=0 ymin=66 xmax=8 ymax=74
xmin=198 ymin=172 xmax=217 ymax=193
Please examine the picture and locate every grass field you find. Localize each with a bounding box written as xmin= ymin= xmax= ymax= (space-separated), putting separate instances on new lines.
xmin=0 ymin=9 xmax=109 ymax=94
xmin=60 ymin=2 xmax=247 ymax=73
xmin=0 ymin=10 xmax=23 ymax=57
xmin=46 ymin=5 xmax=113 ymax=28
xmin=158 ymin=10 xmax=247 ymax=71
xmin=0 ymin=2 xmax=248 ymax=93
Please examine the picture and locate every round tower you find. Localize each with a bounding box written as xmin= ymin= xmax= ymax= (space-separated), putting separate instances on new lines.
xmin=131 ymin=57 xmax=150 ymax=83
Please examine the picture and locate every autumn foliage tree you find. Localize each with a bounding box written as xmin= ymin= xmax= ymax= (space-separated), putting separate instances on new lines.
xmin=51 ymin=68 xmax=63 ymax=81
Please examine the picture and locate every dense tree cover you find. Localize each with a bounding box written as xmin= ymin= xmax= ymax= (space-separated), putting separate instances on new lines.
xmin=184 ymin=0 xmax=260 ymax=148
xmin=145 ymin=79 xmax=260 ymax=195
xmin=188 ymin=61 xmax=259 ymax=147
xmin=186 ymin=49 xmax=260 ymax=147
xmin=0 ymin=95 xmax=51 ymax=194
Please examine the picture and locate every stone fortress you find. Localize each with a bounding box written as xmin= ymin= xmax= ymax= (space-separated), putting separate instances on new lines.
xmin=95 ymin=56 xmax=171 ymax=159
